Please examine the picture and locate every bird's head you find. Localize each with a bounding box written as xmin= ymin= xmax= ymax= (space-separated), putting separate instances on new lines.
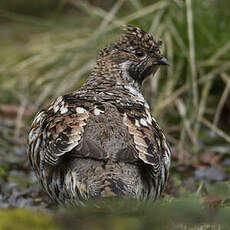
xmin=98 ymin=25 xmax=169 ymax=87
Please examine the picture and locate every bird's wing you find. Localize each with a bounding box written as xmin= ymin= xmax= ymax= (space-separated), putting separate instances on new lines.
xmin=27 ymin=95 xmax=90 ymax=172
xmin=120 ymin=102 xmax=171 ymax=179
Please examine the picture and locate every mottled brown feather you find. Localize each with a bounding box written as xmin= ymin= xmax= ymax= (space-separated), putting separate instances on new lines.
xmin=27 ymin=25 xmax=171 ymax=205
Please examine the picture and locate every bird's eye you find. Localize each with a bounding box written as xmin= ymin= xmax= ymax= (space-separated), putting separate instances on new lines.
xmin=135 ymin=50 xmax=145 ymax=57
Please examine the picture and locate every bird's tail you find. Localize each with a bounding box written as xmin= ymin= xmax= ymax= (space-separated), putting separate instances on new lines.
xmin=66 ymin=159 xmax=145 ymax=201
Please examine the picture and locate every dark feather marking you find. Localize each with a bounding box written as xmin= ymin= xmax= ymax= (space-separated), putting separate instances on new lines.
xmin=127 ymin=114 xmax=136 ymax=124
xmin=147 ymin=143 xmax=155 ymax=153
xmin=106 ymin=178 xmax=125 ymax=196
xmin=144 ymin=137 xmax=151 ymax=145
xmin=117 ymin=106 xmax=125 ymax=113
xmin=96 ymin=104 xmax=105 ymax=111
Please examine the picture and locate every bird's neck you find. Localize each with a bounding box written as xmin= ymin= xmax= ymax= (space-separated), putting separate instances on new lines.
xmin=83 ymin=58 xmax=141 ymax=91
xmin=80 ymin=59 xmax=149 ymax=108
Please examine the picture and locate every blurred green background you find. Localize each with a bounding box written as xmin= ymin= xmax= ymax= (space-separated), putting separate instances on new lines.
xmin=0 ymin=0 xmax=230 ymax=229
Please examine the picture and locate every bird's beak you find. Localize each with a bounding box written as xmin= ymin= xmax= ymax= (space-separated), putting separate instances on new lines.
xmin=156 ymin=57 xmax=169 ymax=66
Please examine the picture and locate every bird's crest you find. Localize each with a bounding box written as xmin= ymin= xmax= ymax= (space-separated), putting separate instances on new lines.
xmin=120 ymin=25 xmax=162 ymax=50
xmin=99 ymin=25 xmax=162 ymax=57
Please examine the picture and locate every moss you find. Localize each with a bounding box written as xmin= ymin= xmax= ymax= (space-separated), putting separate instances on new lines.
xmin=0 ymin=209 xmax=58 ymax=230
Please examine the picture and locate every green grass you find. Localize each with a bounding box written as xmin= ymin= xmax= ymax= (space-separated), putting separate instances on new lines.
xmin=2 ymin=198 xmax=229 ymax=230
xmin=0 ymin=209 xmax=58 ymax=230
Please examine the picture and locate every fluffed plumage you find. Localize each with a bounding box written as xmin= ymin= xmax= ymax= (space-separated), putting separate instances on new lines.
xmin=27 ymin=25 xmax=171 ymax=205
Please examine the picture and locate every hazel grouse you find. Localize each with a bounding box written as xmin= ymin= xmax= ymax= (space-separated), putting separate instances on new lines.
xmin=27 ymin=25 xmax=171 ymax=205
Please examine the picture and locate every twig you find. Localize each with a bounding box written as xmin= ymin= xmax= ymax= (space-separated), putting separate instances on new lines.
xmin=122 ymin=1 xmax=169 ymax=23
xmin=198 ymin=116 xmax=230 ymax=143
xmin=186 ymin=0 xmax=198 ymax=107
xmin=98 ymin=0 xmax=124 ymax=33
xmin=14 ymin=98 xmax=26 ymax=140
xmin=157 ymin=63 xmax=230 ymax=111
xmin=194 ymin=76 xmax=212 ymax=139
xmin=213 ymin=73 xmax=230 ymax=127
xmin=209 ymin=41 xmax=230 ymax=63
xmin=176 ymin=99 xmax=198 ymax=146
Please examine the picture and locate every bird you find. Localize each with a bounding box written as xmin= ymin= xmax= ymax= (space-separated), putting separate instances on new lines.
xmin=27 ymin=25 xmax=171 ymax=206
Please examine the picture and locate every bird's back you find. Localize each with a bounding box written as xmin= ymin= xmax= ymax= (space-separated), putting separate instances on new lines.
xmin=28 ymin=88 xmax=169 ymax=205
xmin=27 ymin=25 xmax=171 ymax=205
